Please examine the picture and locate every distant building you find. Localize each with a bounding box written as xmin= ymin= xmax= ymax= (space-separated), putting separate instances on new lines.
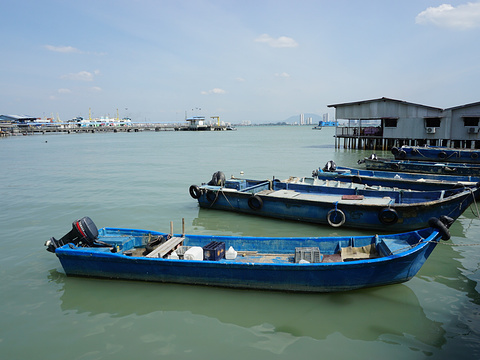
xmin=300 ymin=113 xmax=305 ymax=125
xmin=328 ymin=97 xmax=480 ymax=149
xmin=0 ymin=115 xmax=37 ymax=124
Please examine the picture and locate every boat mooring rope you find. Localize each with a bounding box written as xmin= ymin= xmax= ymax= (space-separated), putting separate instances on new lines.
xmin=443 ymin=188 xmax=480 ymax=220
xmin=214 ymin=188 xmax=235 ymax=209
xmin=468 ymin=188 xmax=480 ymax=218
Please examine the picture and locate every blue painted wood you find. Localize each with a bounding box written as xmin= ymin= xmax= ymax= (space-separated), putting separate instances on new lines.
xmin=392 ymin=145 xmax=480 ymax=164
xmin=313 ymin=165 xmax=480 ymax=191
xmin=192 ymin=178 xmax=479 ymax=231
xmin=53 ymin=226 xmax=444 ymax=292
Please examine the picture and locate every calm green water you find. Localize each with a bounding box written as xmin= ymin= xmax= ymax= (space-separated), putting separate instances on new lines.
xmin=1 ymin=126 xmax=479 ymax=359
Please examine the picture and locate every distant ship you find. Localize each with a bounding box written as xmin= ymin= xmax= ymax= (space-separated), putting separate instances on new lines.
xmin=68 ymin=116 xmax=132 ymax=127
xmin=312 ymin=120 xmax=337 ymax=129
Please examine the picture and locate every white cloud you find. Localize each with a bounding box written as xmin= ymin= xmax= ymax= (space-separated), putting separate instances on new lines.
xmin=58 ymin=88 xmax=72 ymax=94
xmin=275 ymin=72 xmax=290 ymax=78
xmin=45 ymin=45 xmax=82 ymax=53
xmin=236 ymin=77 xmax=246 ymax=82
xmin=61 ymin=71 xmax=95 ymax=81
xmin=416 ymin=2 xmax=480 ymax=30
xmin=254 ymin=34 xmax=298 ymax=48
xmin=201 ymin=88 xmax=226 ymax=95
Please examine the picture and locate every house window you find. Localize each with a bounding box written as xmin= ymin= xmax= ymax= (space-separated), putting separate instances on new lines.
xmin=425 ymin=117 xmax=441 ymax=127
xmin=463 ymin=117 xmax=480 ymax=126
xmin=383 ymin=118 xmax=398 ymax=127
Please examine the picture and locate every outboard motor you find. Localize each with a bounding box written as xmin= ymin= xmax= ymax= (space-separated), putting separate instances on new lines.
xmin=207 ymin=171 xmax=225 ymax=186
xmin=45 ymin=216 xmax=98 ymax=253
xmin=358 ymin=153 xmax=377 ymax=164
xmin=322 ymin=160 xmax=337 ymax=172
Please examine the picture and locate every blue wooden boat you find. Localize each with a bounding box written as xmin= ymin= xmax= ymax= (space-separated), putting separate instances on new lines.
xmin=312 ymin=162 xmax=480 ymax=191
xmin=45 ymin=216 xmax=453 ymax=292
xmin=392 ymin=145 xmax=480 ymax=164
xmin=362 ymin=157 xmax=480 ymax=176
xmin=189 ymin=172 xmax=479 ymax=231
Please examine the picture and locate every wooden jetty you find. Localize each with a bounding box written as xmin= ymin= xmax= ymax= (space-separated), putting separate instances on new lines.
xmin=0 ymin=122 xmax=233 ymax=136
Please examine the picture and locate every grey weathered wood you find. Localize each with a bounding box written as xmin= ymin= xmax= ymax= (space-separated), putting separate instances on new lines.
xmin=146 ymin=237 xmax=184 ymax=258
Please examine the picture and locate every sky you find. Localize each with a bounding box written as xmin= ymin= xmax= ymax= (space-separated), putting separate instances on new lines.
xmin=1 ymin=0 xmax=480 ymax=123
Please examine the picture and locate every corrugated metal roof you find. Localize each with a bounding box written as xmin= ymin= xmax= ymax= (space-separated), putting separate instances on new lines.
xmin=0 ymin=115 xmax=38 ymax=122
xmin=445 ymin=101 xmax=480 ymax=111
xmin=0 ymin=114 xmax=37 ymax=120
xmin=327 ymin=97 xmax=443 ymax=111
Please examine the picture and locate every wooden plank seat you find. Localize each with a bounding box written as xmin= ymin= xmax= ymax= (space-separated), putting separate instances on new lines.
xmin=146 ymin=236 xmax=184 ymax=258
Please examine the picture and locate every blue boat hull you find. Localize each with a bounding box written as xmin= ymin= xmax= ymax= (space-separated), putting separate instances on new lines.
xmin=393 ymin=145 xmax=480 ymax=164
xmin=193 ymin=179 xmax=477 ymax=231
xmin=313 ymin=165 xmax=480 ymax=191
xmin=364 ymin=158 xmax=480 ymax=176
xmin=53 ymin=226 xmax=444 ymax=292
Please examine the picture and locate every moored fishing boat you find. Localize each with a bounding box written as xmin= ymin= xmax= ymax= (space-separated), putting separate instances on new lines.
xmin=189 ymin=172 xmax=480 ymax=231
xmin=361 ymin=156 xmax=480 ymax=176
xmin=45 ymin=216 xmax=453 ymax=292
xmin=392 ymin=145 xmax=480 ymax=164
xmin=311 ymin=161 xmax=480 ymax=191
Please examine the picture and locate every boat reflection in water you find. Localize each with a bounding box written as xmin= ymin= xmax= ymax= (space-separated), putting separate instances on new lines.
xmin=50 ymin=270 xmax=445 ymax=347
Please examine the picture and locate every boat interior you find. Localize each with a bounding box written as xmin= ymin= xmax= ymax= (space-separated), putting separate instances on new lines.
xmin=78 ymin=227 xmax=432 ymax=264
xmin=208 ymin=177 xmax=463 ymax=205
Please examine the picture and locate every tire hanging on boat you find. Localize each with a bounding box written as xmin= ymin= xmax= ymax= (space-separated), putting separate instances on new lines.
xmin=189 ymin=185 xmax=202 ymax=199
xmin=247 ymin=195 xmax=263 ymax=210
xmin=378 ymin=208 xmax=399 ymax=225
xmin=438 ymin=151 xmax=447 ymax=159
xmin=391 ymin=147 xmax=399 ymax=156
xmin=428 ymin=217 xmax=451 ymax=240
xmin=326 ymin=208 xmax=346 ymax=227
xmin=398 ymin=150 xmax=407 ymax=159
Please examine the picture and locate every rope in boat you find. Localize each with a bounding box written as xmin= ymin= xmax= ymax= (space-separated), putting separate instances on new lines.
xmin=434 ymin=241 xmax=480 ymax=247
xmin=417 ymin=149 xmax=427 ymax=158
xmin=415 ymin=148 xmax=458 ymax=161
xmin=333 ymin=201 xmax=340 ymax=222
xmin=441 ymin=151 xmax=458 ymax=161
xmin=208 ymin=187 xmax=235 ymax=209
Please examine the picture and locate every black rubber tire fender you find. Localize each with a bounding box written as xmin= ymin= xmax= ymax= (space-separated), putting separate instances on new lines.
xmin=428 ymin=217 xmax=451 ymax=240
xmin=247 ymin=195 xmax=263 ymax=210
xmin=378 ymin=208 xmax=399 ymax=225
xmin=189 ymin=185 xmax=202 ymax=199
xmin=438 ymin=151 xmax=447 ymax=159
